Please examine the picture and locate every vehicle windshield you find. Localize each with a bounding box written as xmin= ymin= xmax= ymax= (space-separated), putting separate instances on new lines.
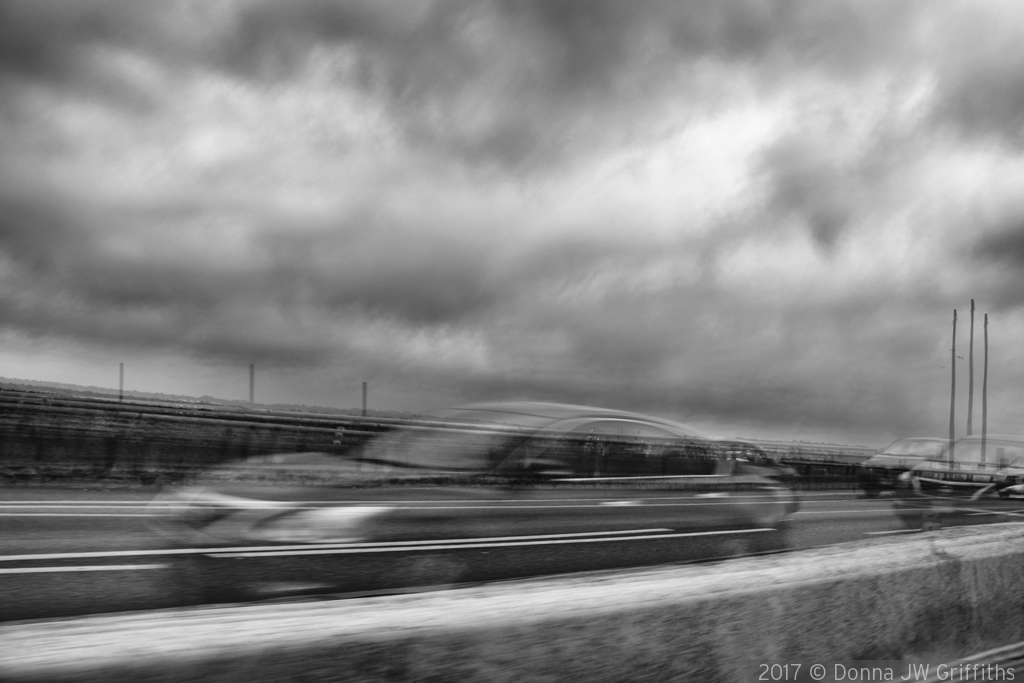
xmin=430 ymin=408 xmax=558 ymax=431
xmin=356 ymin=424 xmax=529 ymax=472
xmin=945 ymin=440 xmax=1024 ymax=467
xmin=881 ymin=439 xmax=946 ymax=458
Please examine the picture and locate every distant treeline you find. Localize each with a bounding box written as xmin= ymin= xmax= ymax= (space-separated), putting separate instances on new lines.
xmin=0 ymin=378 xmax=416 ymax=418
xmin=749 ymin=440 xmax=875 ymax=462
xmin=0 ymin=388 xmax=876 ymax=485
xmin=0 ymin=388 xmax=360 ymax=483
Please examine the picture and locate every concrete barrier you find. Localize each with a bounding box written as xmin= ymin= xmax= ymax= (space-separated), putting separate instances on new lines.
xmin=3 ymin=523 xmax=1024 ymax=683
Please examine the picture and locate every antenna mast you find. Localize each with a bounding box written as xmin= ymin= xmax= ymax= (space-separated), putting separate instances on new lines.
xmin=949 ymin=309 xmax=956 ymax=463
xmin=968 ymin=299 xmax=975 ymax=435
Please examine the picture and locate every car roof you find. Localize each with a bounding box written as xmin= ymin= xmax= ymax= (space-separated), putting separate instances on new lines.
xmin=880 ymin=437 xmax=947 ymax=448
xmin=954 ymin=433 xmax=1024 ymax=443
xmin=434 ymin=401 xmax=706 ymax=438
xmin=888 ymin=437 xmax=947 ymax=442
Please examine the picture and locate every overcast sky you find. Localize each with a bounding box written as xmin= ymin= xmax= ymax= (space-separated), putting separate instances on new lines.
xmin=4 ymin=0 xmax=1024 ymax=445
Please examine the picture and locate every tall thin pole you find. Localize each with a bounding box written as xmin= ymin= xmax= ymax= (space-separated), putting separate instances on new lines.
xmin=362 ymin=382 xmax=367 ymax=417
xmin=249 ymin=364 xmax=255 ymax=404
xmin=968 ymin=299 xmax=975 ymax=435
xmin=119 ymin=363 xmax=124 ymax=402
xmin=982 ymin=314 xmax=988 ymax=465
xmin=949 ymin=309 xmax=957 ymax=464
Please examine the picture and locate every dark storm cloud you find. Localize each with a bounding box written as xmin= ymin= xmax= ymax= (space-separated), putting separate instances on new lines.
xmin=253 ymin=220 xmax=503 ymax=324
xmin=220 ymin=0 xmax=424 ymax=77
xmin=0 ymin=0 xmax=142 ymax=79
xmin=504 ymin=0 xmax=915 ymax=78
xmin=970 ymin=216 xmax=1024 ymax=311
xmin=222 ymin=0 xmax=916 ymax=83
xmin=0 ymin=192 xmax=330 ymax=361
xmin=0 ymin=0 xmax=193 ymax=110
xmin=0 ymin=191 xmax=88 ymax=273
xmin=924 ymin=5 xmax=1024 ymax=146
xmin=248 ymin=206 xmax=674 ymax=329
xmin=975 ymin=223 xmax=1024 ymax=267
xmin=0 ymin=189 xmax=657 ymax=363
xmin=208 ymin=0 xmax=922 ymax=168
xmin=760 ymin=138 xmax=856 ymax=250
xmin=436 ymin=286 xmax=937 ymax=441
xmin=0 ymin=192 xmax=227 ymax=308
xmin=0 ymin=0 xmax=925 ymax=168
xmin=940 ymin=69 xmax=1024 ymax=145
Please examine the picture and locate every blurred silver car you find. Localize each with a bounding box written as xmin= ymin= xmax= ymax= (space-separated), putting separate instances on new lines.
xmin=904 ymin=434 xmax=1024 ymax=496
xmin=858 ymin=437 xmax=947 ymax=495
xmin=985 ymin=437 xmax=1024 ymax=498
xmin=152 ymin=402 xmax=799 ymax=597
xmin=995 ymin=459 xmax=1024 ymax=498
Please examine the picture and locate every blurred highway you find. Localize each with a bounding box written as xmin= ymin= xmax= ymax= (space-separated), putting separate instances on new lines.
xmin=3 ymin=486 xmax=1024 ymax=622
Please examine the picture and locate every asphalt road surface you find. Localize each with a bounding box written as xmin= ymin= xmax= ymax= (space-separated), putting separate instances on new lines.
xmin=3 ymin=485 xmax=1024 ymax=622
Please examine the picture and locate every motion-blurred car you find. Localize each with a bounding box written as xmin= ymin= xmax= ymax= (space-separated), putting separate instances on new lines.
xmin=995 ymin=458 xmax=1024 ymax=498
xmin=151 ymin=402 xmax=800 ymax=599
xmin=983 ymin=436 xmax=1024 ymax=498
xmin=858 ymin=437 xmax=947 ymax=495
xmin=902 ymin=434 xmax=1024 ymax=496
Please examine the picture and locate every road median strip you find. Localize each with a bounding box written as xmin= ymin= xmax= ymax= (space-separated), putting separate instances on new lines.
xmin=3 ymin=523 xmax=1024 ymax=682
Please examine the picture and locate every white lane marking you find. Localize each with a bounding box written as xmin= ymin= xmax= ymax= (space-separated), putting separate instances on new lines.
xmin=0 ymin=504 xmax=149 ymax=507
xmin=0 ymin=505 xmax=169 ymax=509
xmin=0 ymin=513 xmax=156 ymax=517
xmin=298 ymin=494 xmax=791 ymax=504
xmin=0 ymin=528 xmax=676 ymax=562
xmin=958 ymin=507 xmax=1024 ymax=518
xmin=0 ymin=501 xmax=169 ymax=505
xmin=914 ymin=477 xmax=992 ymax=488
xmin=304 ymin=528 xmax=676 ymax=548
xmin=556 ymin=475 xmax=731 ymax=481
xmin=0 ymin=501 xmax=787 ymax=513
xmin=0 ymin=493 xmax=802 ymax=506
xmin=0 ymin=564 xmax=168 ymax=574
xmin=795 ymin=491 xmax=866 ymax=497
xmin=793 ymin=509 xmax=898 ymax=515
xmin=215 ymin=528 xmax=778 ymax=558
xmin=181 ymin=501 xmax=791 ymax=510
xmin=863 ymin=529 xmax=920 ymax=535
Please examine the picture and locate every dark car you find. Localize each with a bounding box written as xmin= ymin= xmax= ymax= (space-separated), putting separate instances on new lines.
xmin=151 ymin=402 xmax=799 ymax=599
xmin=858 ymin=437 xmax=947 ymax=495
xmin=713 ymin=439 xmax=797 ymax=480
xmin=903 ymin=434 xmax=1024 ymax=496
